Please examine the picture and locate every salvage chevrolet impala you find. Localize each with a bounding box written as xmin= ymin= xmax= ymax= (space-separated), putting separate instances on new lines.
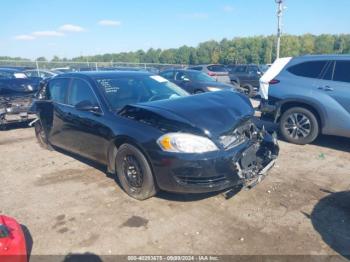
xmin=31 ymin=72 xmax=279 ymax=200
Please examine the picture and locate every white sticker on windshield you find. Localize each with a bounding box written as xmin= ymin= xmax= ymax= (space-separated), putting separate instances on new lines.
xmin=150 ymin=75 xmax=168 ymax=83
xmin=14 ymin=73 xmax=27 ymax=79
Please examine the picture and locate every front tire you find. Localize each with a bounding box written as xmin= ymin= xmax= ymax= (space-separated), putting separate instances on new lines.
xmin=279 ymin=107 xmax=319 ymax=145
xmin=115 ymin=144 xmax=157 ymax=200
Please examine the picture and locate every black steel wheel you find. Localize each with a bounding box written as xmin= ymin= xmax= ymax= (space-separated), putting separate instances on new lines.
xmin=116 ymin=144 xmax=157 ymax=200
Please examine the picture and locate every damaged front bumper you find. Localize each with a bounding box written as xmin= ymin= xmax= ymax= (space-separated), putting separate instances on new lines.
xmin=0 ymin=97 xmax=35 ymax=125
xmin=149 ymin=129 xmax=279 ymax=194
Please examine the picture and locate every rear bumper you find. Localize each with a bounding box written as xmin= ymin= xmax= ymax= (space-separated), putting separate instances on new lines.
xmin=149 ymin=133 xmax=279 ymax=194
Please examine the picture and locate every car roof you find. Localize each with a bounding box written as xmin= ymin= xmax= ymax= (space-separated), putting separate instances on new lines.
xmin=55 ymin=71 xmax=153 ymax=80
xmin=0 ymin=68 xmax=22 ymax=72
xmin=295 ymin=54 xmax=350 ymax=61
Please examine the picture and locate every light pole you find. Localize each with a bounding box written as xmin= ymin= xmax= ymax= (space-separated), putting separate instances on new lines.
xmin=275 ymin=0 xmax=284 ymax=59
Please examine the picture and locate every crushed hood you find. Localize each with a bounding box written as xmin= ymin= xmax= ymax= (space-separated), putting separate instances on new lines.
xmin=118 ymin=91 xmax=254 ymax=139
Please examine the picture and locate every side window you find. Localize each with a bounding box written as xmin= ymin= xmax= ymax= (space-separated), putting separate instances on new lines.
xmin=248 ymin=66 xmax=258 ymax=74
xmin=160 ymin=71 xmax=174 ymax=80
xmin=321 ymin=62 xmax=334 ymax=81
xmin=207 ymin=65 xmax=226 ymax=72
xmin=333 ymin=61 xmax=350 ymax=83
xmin=48 ymin=78 xmax=69 ymax=103
xmin=236 ymin=66 xmax=247 ymax=73
xmin=288 ymin=61 xmax=327 ymax=79
xmin=67 ymin=79 xmax=98 ymax=106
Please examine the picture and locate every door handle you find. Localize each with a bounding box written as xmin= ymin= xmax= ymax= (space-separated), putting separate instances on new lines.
xmin=324 ymin=86 xmax=334 ymax=91
xmin=318 ymin=86 xmax=334 ymax=91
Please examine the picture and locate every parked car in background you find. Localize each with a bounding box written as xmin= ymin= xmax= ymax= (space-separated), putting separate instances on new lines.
xmin=160 ymin=69 xmax=240 ymax=94
xmin=0 ymin=68 xmax=40 ymax=126
xmin=51 ymin=67 xmax=74 ymax=74
xmin=188 ymin=64 xmax=231 ymax=84
xmin=24 ymin=69 xmax=57 ymax=79
xmin=31 ymin=71 xmax=279 ymax=200
xmin=226 ymin=64 xmax=266 ymax=97
xmin=260 ymin=55 xmax=350 ymax=145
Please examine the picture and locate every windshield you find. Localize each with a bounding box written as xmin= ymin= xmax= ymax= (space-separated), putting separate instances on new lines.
xmin=187 ymin=71 xmax=216 ymax=82
xmin=96 ymin=75 xmax=189 ymax=110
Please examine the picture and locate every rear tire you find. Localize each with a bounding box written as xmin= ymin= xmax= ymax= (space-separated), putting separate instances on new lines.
xmin=115 ymin=144 xmax=157 ymax=200
xmin=34 ymin=121 xmax=53 ymax=150
xmin=279 ymin=107 xmax=319 ymax=145
xmin=242 ymin=84 xmax=254 ymax=98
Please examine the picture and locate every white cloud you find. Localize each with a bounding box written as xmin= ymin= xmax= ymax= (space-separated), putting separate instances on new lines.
xmin=14 ymin=23 xmax=84 ymax=41
xmin=223 ymin=5 xmax=234 ymax=13
xmin=32 ymin=31 xmax=64 ymax=37
xmin=59 ymin=24 xmax=85 ymax=32
xmin=98 ymin=20 xmax=122 ymax=27
xmin=14 ymin=34 xmax=36 ymax=41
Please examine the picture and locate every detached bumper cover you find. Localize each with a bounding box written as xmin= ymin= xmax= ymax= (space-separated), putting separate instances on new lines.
xmin=149 ymin=131 xmax=279 ymax=193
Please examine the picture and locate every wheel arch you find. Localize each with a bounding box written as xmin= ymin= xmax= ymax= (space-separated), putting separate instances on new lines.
xmin=277 ymin=100 xmax=325 ymax=131
xmin=106 ymin=135 xmax=155 ymax=177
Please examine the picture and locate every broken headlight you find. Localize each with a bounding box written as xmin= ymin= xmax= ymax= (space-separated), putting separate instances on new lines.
xmin=219 ymin=129 xmax=246 ymax=149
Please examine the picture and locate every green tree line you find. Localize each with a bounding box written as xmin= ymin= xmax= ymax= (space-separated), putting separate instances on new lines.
xmin=2 ymin=34 xmax=350 ymax=65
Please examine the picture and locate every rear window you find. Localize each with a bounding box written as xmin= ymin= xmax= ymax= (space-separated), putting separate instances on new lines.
xmin=207 ymin=65 xmax=227 ymax=72
xmin=288 ymin=61 xmax=328 ymax=79
xmin=333 ymin=61 xmax=350 ymax=83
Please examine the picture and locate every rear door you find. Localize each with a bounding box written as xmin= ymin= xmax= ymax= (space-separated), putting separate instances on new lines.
xmin=314 ymin=60 xmax=350 ymax=137
xmin=46 ymin=78 xmax=71 ymax=149
xmin=331 ymin=60 xmax=350 ymax=114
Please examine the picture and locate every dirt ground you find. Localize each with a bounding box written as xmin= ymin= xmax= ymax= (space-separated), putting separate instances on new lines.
xmin=0 ymin=121 xmax=349 ymax=258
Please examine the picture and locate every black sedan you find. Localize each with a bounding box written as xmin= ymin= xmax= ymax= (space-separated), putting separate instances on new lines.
xmin=160 ymin=69 xmax=241 ymax=94
xmin=31 ymin=72 xmax=279 ymax=200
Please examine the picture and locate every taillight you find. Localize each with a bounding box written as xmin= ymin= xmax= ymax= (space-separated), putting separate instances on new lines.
xmin=208 ymin=72 xmax=216 ymax=76
xmin=269 ymin=79 xmax=280 ymax=85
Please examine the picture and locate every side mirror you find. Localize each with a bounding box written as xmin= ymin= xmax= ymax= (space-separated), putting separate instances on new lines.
xmin=75 ymin=100 xmax=101 ymax=114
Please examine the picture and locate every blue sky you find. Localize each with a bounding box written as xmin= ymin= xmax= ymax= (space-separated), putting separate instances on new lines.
xmin=0 ymin=0 xmax=349 ymax=59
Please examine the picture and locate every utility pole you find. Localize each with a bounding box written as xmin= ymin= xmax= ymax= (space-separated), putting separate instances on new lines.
xmin=275 ymin=0 xmax=284 ymax=59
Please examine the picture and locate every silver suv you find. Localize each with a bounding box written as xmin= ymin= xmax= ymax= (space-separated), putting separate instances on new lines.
xmin=260 ymin=55 xmax=350 ymax=145
xmin=188 ymin=64 xmax=231 ymax=84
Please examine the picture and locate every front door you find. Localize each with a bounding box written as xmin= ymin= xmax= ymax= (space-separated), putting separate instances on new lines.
xmin=63 ymin=78 xmax=110 ymax=163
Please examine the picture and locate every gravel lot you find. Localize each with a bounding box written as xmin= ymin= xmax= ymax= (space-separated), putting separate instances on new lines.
xmin=0 ymin=120 xmax=349 ymax=257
